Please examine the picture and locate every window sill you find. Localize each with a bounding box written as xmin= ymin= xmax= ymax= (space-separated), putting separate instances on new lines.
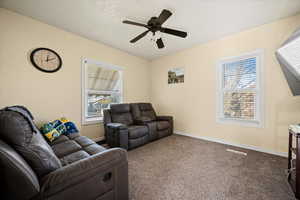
xmin=82 ymin=117 xmax=103 ymax=125
xmin=217 ymin=117 xmax=263 ymax=128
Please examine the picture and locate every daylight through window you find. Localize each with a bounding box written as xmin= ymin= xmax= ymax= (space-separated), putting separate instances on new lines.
xmin=82 ymin=59 xmax=122 ymax=124
xmin=217 ymin=50 xmax=263 ymax=127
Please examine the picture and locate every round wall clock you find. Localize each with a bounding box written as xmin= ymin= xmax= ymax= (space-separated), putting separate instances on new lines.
xmin=30 ymin=48 xmax=62 ymax=73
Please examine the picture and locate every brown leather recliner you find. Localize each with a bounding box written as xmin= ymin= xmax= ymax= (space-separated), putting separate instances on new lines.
xmin=131 ymin=103 xmax=173 ymax=141
xmin=0 ymin=106 xmax=128 ymax=200
xmin=103 ymin=104 xmax=149 ymax=150
xmin=103 ymin=103 xmax=173 ymax=150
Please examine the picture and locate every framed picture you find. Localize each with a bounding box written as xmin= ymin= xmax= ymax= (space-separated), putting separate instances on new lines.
xmin=168 ymin=68 xmax=184 ymax=84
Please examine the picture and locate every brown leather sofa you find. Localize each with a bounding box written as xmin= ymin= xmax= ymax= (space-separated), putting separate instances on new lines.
xmin=103 ymin=103 xmax=173 ymax=150
xmin=0 ymin=106 xmax=128 ymax=200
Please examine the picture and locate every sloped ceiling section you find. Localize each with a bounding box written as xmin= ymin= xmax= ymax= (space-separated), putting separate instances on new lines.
xmin=1 ymin=0 xmax=300 ymax=60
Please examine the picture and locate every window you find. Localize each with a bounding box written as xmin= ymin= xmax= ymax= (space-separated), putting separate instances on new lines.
xmin=217 ymin=50 xmax=263 ymax=127
xmin=82 ymin=59 xmax=123 ymax=124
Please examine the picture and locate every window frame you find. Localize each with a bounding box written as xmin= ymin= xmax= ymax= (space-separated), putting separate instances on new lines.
xmin=216 ymin=49 xmax=264 ymax=128
xmin=81 ymin=58 xmax=123 ymax=125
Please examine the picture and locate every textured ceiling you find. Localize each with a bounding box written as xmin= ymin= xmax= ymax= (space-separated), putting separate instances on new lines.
xmin=1 ymin=0 xmax=300 ymax=60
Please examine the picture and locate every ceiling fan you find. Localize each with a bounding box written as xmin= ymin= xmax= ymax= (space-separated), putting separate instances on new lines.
xmin=123 ymin=9 xmax=187 ymax=49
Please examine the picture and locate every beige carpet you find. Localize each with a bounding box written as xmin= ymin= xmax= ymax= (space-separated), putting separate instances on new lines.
xmin=128 ymin=135 xmax=295 ymax=200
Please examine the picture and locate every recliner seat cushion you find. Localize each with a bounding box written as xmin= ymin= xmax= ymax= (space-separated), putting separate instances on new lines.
xmin=128 ymin=126 xmax=148 ymax=139
xmin=0 ymin=111 xmax=62 ymax=178
xmin=157 ymin=121 xmax=170 ymax=130
xmin=129 ymin=134 xmax=149 ymax=149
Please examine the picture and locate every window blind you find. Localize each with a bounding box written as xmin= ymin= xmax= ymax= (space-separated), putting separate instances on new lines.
xmin=222 ymin=57 xmax=257 ymax=120
xmin=85 ymin=63 xmax=122 ymax=120
xmin=87 ymin=65 xmax=121 ymax=91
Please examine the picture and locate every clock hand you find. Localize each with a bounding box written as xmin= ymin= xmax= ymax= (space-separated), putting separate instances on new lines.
xmin=46 ymin=55 xmax=49 ymax=62
xmin=47 ymin=58 xmax=56 ymax=61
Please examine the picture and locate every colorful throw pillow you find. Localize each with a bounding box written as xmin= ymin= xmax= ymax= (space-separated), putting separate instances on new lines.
xmin=41 ymin=117 xmax=79 ymax=142
xmin=60 ymin=117 xmax=79 ymax=135
xmin=40 ymin=122 xmax=63 ymax=142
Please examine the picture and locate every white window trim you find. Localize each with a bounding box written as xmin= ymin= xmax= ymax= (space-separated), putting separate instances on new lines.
xmin=81 ymin=58 xmax=123 ymax=125
xmin=216 ymin=49 xmax=264 ymax=128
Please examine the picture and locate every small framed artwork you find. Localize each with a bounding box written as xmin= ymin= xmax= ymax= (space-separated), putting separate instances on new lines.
xmin=168 ymin=68 xmax=184 ymax=84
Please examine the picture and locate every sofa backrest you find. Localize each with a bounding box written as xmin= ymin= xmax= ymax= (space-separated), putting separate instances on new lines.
xmin=0 ymin=139 xmax=40 ymax=200
xmin=109 ymin=104 xmax=134 ymax=125
xmin=0 ymin=108 xmax=62 ymax=179
xmin=131 ymin=103 xmax=157 ymax=121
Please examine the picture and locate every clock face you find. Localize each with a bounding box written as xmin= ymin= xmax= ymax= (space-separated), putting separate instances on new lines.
xmin=30 ymin=48 xmax=62 ymax=73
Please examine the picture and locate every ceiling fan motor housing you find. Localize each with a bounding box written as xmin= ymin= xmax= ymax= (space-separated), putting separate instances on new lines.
xmin=148 ymin=17 xmax=161 ymax=33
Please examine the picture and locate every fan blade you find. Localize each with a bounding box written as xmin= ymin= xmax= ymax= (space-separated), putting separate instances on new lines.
xmin=123 ymin=20 xmax=149 ymax=28
xmin=156 ymin=38 xmax=165 ymax=49
xmin=157 ymin=9 xmax=172 ymax=25
xmin=161 ymin=28 xmax=187 ymax=38
xmin=130 ymin=30 xmax=150 ymax=43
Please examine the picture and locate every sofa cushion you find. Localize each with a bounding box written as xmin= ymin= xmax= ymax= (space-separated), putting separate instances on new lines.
xmin=0 ymin=110 xmax=62 ymax=178
xmin=51 ymin=140 xmax=82 ymax=158
xmin=111 ymin=104 xmax=131 ymax=113
xmin=51 ymin=135 xmax=69 ymax=145
xmin=51 ymin=134 xmax=106 ymax=166
xmin=139 ymin=103 xmax=153 ymax=111
xmin=84 ymin=143 xmax=106 ymax=155
xmin=129 ymin=134 xmax=149 ymax=149
xmin=111 ymin=104 xmax=134 ymax=125
xmin=128 ymin=126 xmax=148 ymax=139
xmin=139 ymin=103 xmax=156 ymax=121
xmin=157 ymin=121 xmax=170 ymax=130
xmin=74 ymin=136 xmax=95 ymax=147
xmin=60 ymin=150 xmax=90 ymax=166
xmin=68 ymin=132 xmax=81 ymax=139
xmin=111 ymin=113 xmax=133 ymax=126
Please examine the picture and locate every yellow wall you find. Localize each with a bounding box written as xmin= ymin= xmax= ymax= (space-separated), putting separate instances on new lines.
xmin=0 ymin=8 xmax=150 ymax=140
xmin=1 ymin=7 xmax=300 ymax=155
xmin=150 ymin=14 xmax=300 ymax=155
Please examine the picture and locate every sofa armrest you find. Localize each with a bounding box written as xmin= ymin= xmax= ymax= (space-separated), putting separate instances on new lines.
xmin=105 ymin=123 xmax=129 ymax=150
xmin=106 ymin=123 xmax=127 ymax=129
xmin=156 ymin=116 xmax=174 ymax=135
xmin=41 ymin=148 xmax=128 ymax=200
xmin=156 ymin=115 xmax=173 ymax=121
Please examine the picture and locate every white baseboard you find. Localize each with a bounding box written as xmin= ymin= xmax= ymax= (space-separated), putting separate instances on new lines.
xmin=92 ymin=136 xmax=105 ymax=143
xmin=174 ymin=131 xmax=288 ymax=158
